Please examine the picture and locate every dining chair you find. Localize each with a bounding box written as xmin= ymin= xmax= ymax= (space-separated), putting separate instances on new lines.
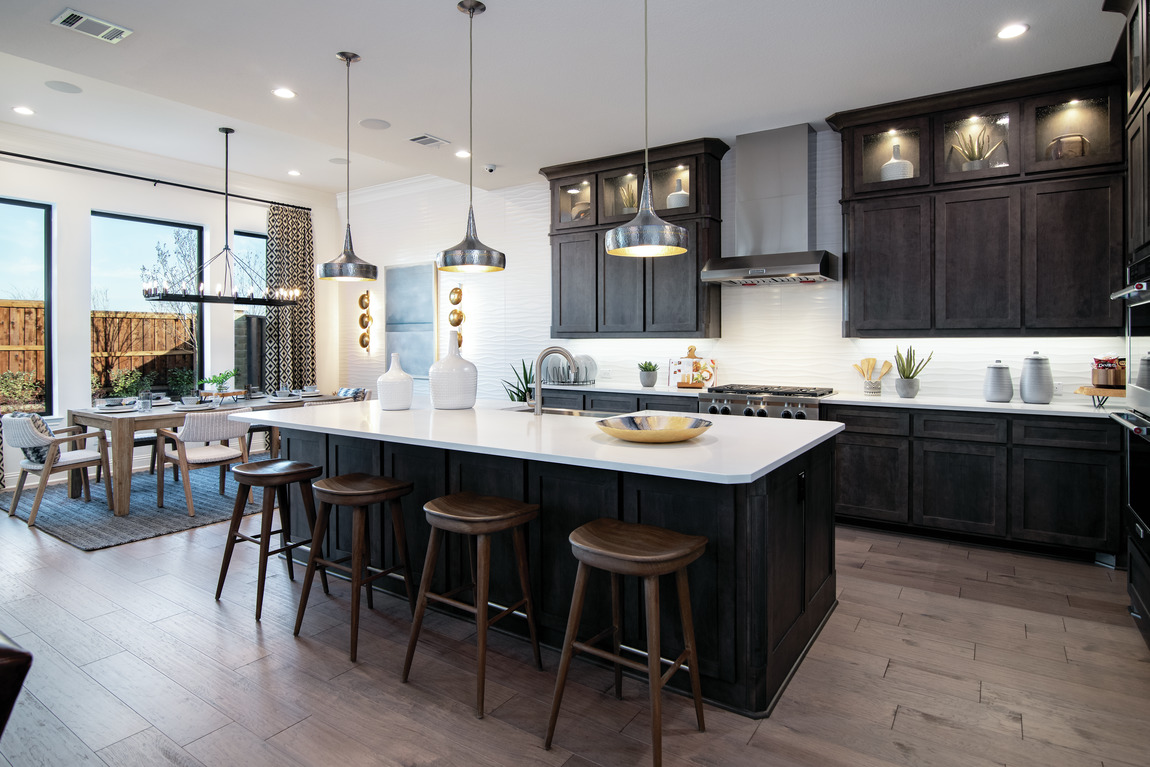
xmin=156 ymin=408 xmax=252 ymax=516
xmin=2 ymin=413 xmax=114 ymax=527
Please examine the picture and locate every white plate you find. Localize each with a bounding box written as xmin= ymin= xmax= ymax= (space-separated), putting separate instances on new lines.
xmin=96 ymin=404 xmax=138 ymax=413
xmin=173 ymin=403 xmax=214 ymax=412
xmin=267 ymin=396 xmax=302 ymax=403
xmin=300 ymin=392 xmax=322 ymax=398
xmin=149 ymin=398 xmax=173 ymax=407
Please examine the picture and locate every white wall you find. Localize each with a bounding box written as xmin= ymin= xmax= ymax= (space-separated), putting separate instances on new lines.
xmin=341 ymin=130 xmax=1124 ymax=404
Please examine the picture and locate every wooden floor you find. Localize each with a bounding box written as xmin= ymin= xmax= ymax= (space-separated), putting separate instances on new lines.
xmin=0 ymin=512 xmax=1147 ymax=767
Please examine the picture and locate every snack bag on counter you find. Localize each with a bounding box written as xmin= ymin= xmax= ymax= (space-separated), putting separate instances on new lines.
xmin=669 ymin=345 xmax=715 ymax=389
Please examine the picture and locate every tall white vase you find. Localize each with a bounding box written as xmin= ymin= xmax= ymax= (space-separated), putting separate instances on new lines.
xmin=377 ymin=352 xmax=413 ymax=411
xmin=880 ymin=143 xmax=914 ymax=181
xmin=429 ymin=331 xmax=477 ymax=410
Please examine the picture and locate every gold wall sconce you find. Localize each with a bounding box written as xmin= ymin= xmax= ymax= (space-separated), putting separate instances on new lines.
xmin=358 ymin=291 xmax=372 ymax=351
xmin=448 ymin=284 xmax=464 ymax=347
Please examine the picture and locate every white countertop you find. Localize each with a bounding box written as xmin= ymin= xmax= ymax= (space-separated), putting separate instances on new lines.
xmin=229 ymin=398 xmax=843 ymax=485
xmin=542 ymin=382 xmax=699 ymax=397
xmin=823 ymin=391 xmax=1122 ymax=418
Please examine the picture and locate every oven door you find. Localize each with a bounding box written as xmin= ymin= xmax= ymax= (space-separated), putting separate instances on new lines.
xmin=1112 ymin=410 xmax=1150 ymax=647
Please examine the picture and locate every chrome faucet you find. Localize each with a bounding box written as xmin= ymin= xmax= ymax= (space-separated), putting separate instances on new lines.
xmin=533 ymin=346 xmax=577 ymax=416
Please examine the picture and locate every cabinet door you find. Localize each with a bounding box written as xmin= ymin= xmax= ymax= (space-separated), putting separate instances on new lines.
xmin=913 ymin=440 xmax=1007 ymax=536
xmin=646 ymin=220 xmax=702 ymax=333
xmin=638 ymin=394 xmax=699 ymax=412
xmin=551 ymin=231 xmax=598 ymax=335
xmin=551 ymin=173 xmax=596 ymax=232
xmin=848 ymin=197 xmax=932 ymax=332
xmin=585 ymin=393 xmax=639 ymax=413
xmin=1010 ymin=446 xmax=1120 ymax=552
xmin=935 ymin=187 xmax=1021 ymax=329
xmin=833 ymin=433 xmax=910 ymax=522
xmin=599 ymin=238 xmax=644 ymax=333
xmin=540 ymin=389 xmax=584 ymax=409
xmin=1023 ymin=176 xmax=1124 ymax=330
xmin=1128 ymin=0 xmax=1147 ymax=114
xmin=1130 ymin=105 xmax=1147 ymax=260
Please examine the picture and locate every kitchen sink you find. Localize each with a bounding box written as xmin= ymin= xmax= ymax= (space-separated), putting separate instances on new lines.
xmin=505 ymin=406 xmax=617 ymax=418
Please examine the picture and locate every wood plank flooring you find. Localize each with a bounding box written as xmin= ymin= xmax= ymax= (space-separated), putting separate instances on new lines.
xmin=0 ymin=513 xmax=1147 ymax=766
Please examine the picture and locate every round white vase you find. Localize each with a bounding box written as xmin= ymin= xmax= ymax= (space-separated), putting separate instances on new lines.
xmin=666 ymin=178 xmax=689 ymax=208
xmin=880 ymin=144 xmax=914 ymax=181
xmin=429 ymin=330 xmax=477 ymax=410
xmin=377 ymin=352 xmax=413 ymax=411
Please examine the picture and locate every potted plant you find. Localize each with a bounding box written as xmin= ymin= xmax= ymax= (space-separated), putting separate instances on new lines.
xmin=951 ymin=125 xmax=1004 ymax=171
xmin=619 ymin=181 xmax=637 ymax=214
xmin=638 ymin=361 xmax=659 ymax=387
xmin=199 ymin=368 xmax=239 ymax=394
xmin=894 ymin=346 xmax=933 ymax=398
xmin=501 ymin=361 xmax=535 ymax=402
xmin=166 ymin=368 xmax=198 ymax=400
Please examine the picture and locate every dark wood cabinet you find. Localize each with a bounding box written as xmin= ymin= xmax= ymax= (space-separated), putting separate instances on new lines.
xmin=847 ymin=196 xmax=932 ymax=332
xmin=638 ymin=394 xmax=698 ymax=412
xmin=914 ymin=440 xmax=1008 ymax=536
xmin=585 ymin=392 xmax=639 ymax=413
xmin=831 ymin=433 xmax=909 ymax=522
xmin=1129 ymin=104 xmax=1147 ymax=258
xmin=541 ymin=138 xmax=728 ymax=339
xmin=541 ymin=388 xmax=700 ymax=414
xmin=1010 ymin=446 xmax=1120 ymax=550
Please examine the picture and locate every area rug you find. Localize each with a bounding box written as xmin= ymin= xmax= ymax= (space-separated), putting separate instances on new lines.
xmin=0 ymin=467 xmax=258 ymax=551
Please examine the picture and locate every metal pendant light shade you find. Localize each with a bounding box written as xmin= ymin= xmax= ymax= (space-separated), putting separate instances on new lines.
xmin=437 ymin=0 xmax=504 ymax=273
xmin=605 ymin=0 xmax=687 ymax=258
xmin=318 ymin=51 xmax=378 ymax=282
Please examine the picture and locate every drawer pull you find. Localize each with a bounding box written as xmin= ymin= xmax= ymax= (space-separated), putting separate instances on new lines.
xmin=1138 ymin=523 xmax=1146 ymax=540
xmin=1131 ymin=606 xmax=1144 ymax=620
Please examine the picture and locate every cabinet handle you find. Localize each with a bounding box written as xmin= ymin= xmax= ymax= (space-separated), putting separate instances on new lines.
xmin=1131 ymin=606 xmax=1144 ymax=620
xmin=1137 ymin=523 xmax=1146 ymax=540
xmin=1109 ymin=411 xmax=1150 ymax=442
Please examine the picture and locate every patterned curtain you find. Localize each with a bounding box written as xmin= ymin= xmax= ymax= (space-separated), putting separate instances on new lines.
xmin=265 ymin=205 xmax=317 ymax=392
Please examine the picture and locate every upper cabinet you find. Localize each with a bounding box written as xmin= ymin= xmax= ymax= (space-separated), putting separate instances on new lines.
xmin=540 ymin=139 xmax=728 ymax=338
xmin=828 ymin=64 xmax=1125 ymax=338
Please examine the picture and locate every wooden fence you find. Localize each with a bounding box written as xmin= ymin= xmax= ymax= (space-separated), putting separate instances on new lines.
xmin=0 ymin=300 xmax=45 ymax=382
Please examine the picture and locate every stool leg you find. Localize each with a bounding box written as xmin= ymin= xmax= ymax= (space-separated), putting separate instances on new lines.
xmin=645 ymin=574 xmax=663 ymax=767
xmin=215 ymin=482 xmax=252 ymax=600
xmin=677 ymin=568 xmax=705 ymax=733
xmin=254 ymin=482 xmax=278 ymax=621
xmin=611 ymin=572 xmax=623 ymax=699
xmin=544 ymin=561 xmax=589 ymax=751
xmin=298 ymin=480 xmax=328 ymax=595
xmin=295 ymin=501 xmax=331 ymax=636
xmin=402 ymin=526 xmax=442 ymax=682
xmin=389 ymin=498 xmax=416 ymax=615
xmin=363 ymin=508 xmax=374 ymax=611
xmin=474 ymin=533 xmax=491 ymax=718
xmin=276 ymin=484 xmax=294 ymax=581
xmin=349 ymin=505 xmax=368 ymax=662
xmin=512 ymin=524 xmax=542 ymax=670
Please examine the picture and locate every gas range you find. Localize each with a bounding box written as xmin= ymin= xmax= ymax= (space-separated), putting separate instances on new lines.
xmin=698 ymin=384 xmax=834 ymax=419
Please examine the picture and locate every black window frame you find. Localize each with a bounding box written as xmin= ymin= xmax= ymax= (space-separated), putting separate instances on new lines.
xmin=0 ymin=197 xmax=54 ymax=416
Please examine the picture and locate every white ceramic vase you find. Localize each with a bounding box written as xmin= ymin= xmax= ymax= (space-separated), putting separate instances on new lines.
xmin=666 ymin=178 xmax=689 ymax=208
xmin=429 ymin=331 xmax=477 ymax=410
xmin=880 ymin=143 xmax=914 ymax=181
xmin=377 ymin=352 xmax=413 ymax=411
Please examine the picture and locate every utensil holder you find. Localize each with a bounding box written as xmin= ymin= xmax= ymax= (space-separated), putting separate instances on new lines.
xmin=863 ymin=380 xmax=882 ymax=397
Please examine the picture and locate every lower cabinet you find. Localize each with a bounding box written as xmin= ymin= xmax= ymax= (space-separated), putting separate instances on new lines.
xmin=823 ymin=404 xmax=1121 ymax=555
xmin=542 ymin=388 xmax=700 ymax=414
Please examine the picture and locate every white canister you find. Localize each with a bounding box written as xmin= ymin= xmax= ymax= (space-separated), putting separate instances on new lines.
xmin=1019 ymin=351 xmax=1053 ymax=404
xmin=377 ymin=352 xmax=414 ymax=411
xmin=429 ymin=330 xmax=477 ymax=410
xmin=983 ymin=361 xmax=1013 ymax=403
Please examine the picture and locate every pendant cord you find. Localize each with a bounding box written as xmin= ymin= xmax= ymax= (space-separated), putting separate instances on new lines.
xmin=223 ymin=131 xmax=229 ymax=244
xmin=643 ymin=0 xmax=649 ymax=177
xmin=345 ymin=57 xmax=352 ymax=228
xmin=469 ymin=7 xmax=475 ymax=210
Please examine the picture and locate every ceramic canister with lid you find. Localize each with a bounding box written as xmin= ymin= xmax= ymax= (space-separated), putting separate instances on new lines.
xmin=983 ymin=360 xmax=1013 ymax=403
xmin=1019 ymin=351 xmax=1054 ymax=404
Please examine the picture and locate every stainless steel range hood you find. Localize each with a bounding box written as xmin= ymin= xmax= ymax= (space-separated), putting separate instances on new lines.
xmin=700 ymin=124 xmax=838 ymax=286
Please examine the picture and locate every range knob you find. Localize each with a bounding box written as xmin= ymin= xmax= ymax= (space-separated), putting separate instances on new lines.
xmin=780 ymin=410 xmax=793 ymax=419
xmin=707 ymin=404 xmax=720 ymax=415
xmin=719 ymin=405 xmax=732 ymax=415
xmin=755 ymin=409 xmax=769 ymax=417
xmin=794 ymin=410 xmax=807 ymax=420
xmin=742 ymin=407 xmax=755 ymax=417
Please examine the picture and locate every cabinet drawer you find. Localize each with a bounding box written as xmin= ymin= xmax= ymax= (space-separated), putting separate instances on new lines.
xmin=824 ymin=406 xmax=909 ymax=436
xmin=586 ymin=393 xmax=640 ymax=413
xmin=913 ymin=412 xmax=1007 ymax=443
xmin=541 ymin=389 xmax=584 ymax=409
xmin=639 ymin=395 xmax=699 ymax=413
xmin=1012 ymin=417 xmax=1121 ymax=451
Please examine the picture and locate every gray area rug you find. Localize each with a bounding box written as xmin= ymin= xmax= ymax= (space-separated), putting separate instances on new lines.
xmin=0 ymin=465 xmax=259 ymax=551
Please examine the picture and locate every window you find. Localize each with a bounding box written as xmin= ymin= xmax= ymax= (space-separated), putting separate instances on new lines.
xmin=232 ymin=231 xmax=267 ymax=391
xmin=0 ymin=198 xmax=52 ymax=415
xmin=90 ymin=212 xmax=203 ymax=399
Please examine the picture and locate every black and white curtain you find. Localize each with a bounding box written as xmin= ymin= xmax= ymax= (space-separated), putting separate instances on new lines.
xmin=265 ymin=205 xmax=317 ymax=392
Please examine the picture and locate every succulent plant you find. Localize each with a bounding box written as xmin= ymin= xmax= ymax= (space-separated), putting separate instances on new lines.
xmin=894 ymin=346 xmax=933 ymax=379
xmin=638 ymin=361 xmax=659 ymax=372
xmin=951 ymin=125 xmax=1003 ymax=162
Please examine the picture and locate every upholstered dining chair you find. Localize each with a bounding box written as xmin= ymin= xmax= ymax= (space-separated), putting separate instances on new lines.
xmin=156 ymin=408 xmax=251 ymax=516
xmin=1 ymin=413 xmax=113 ymax=527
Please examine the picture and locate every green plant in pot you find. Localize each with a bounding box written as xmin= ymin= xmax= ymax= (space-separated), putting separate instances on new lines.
xmin=199 ymin=368 xmax=239 ymax=394
xmin=894 ymin=346 xmax=933 ymax=398
xmin=166 ymin=368 xmax=198 ymax=399
xmin=501 ymin=361 xmax=534 ymax=402
xmin=951 ymin=124 xmax=1004 ymax=171
xmin=638 ymin=360 xmax=659 ymax=387
xmin=619 ymin=181 xmax=637 ymax=213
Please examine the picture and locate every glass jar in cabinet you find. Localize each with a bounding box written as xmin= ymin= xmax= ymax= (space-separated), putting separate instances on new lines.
xmin=550 ymin=174 xmax=596 ymax=231
xmin=598 ymin=165 xmax=645 ymax=223
xmin=851 ymin=117 xmax=930 ymax=194
xmin=935 ymin=102 xmax=1020 ymax=183
xmin=1022 ymin=86 xmax=1122 ymax=173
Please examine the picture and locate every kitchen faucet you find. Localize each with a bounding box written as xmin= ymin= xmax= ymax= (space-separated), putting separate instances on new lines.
xmin=533 ymin=346 xmax=577 ymax=416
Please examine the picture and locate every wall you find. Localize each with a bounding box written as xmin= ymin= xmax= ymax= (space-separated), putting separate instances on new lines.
xmin=341 ymin=130 xmax=1124 ymax=403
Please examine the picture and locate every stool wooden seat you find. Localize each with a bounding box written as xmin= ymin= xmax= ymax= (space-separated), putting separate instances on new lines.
xmin=402 ymin=491 xmax=542 ymax=718
xmin=294 ymin=473 xmax=416 ymax=662
xmin=545 ymin=518 xmax=707 ymax=767
xmin=215 ymin=459 xmax=324 ymax=621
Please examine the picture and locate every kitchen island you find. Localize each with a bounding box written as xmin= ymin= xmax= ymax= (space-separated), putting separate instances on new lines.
xmin=231 ymin=400 xmax=843 ymax=717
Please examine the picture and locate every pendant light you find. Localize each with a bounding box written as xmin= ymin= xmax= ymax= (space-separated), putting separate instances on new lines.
xmin=604 ymin=0 xmax=687 ymax=258
xmin=318 ymin=51 xmax=378 ymax=281
xmin=436 ymin=0 xmax=505 ymax=273
xmin=143 ymin=127 xmax=299 ymax=306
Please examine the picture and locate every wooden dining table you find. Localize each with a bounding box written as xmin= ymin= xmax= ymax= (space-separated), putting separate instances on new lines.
xmin=67 ymin=394 xmax=345 ymax=516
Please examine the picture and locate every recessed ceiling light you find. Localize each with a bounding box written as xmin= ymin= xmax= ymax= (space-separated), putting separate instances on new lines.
xmin=288 ymin=170 xmax=301 ymax=176
xmin=45 ymin=80 xmax=82 ymax=94
xmin=329 ymin=157 xmax=349 ymax=165
xmin=272 ymin=88 xmax=296 ymax=99
xmin=455 ymin=149 xmax=471 ymax=158
xmin=12 ymin=106 xmax=35 ymax=116
xmin=997 ymin=23 xmax=1028 ymax=39
xmin=359 ymin=118 xmax=391 ymax=130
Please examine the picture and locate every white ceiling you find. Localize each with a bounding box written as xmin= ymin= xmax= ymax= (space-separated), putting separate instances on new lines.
xmin=0 ymin=1 xmax=1127 ymax=196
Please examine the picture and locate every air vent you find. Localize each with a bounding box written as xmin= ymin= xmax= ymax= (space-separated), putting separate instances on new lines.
xmin=51 ymin=8 xmax=133 ymax=44
xmin=408 ymin=134 xmax=450 ymax=148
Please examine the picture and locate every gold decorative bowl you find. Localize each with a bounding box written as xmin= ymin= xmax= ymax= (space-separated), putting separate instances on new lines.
xmin=595 ymin=414 xmax=712 ymax=444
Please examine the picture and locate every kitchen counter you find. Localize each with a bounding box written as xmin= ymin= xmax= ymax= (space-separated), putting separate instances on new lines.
xmin=541 ymin=381 xmax=698 ymax=396
xmin=824 ymin=391 xmax=1122 ymax=418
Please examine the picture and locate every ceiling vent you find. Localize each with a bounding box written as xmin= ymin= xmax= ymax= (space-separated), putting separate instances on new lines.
xmin=408 ymin=134 xmax=450 ymax=148
xmin=51 ymin=8 xmax=133 ymax=44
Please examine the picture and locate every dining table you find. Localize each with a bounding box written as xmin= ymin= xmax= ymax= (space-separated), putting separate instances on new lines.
xmin=67 ymin=394 xmax=345 ymax=516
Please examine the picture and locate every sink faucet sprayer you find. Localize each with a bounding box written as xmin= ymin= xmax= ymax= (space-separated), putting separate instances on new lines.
xmin=533 ymin=346 xmax=578 ymax=416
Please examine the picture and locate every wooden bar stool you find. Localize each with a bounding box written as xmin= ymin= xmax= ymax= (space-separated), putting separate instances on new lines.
xmin=294 ymin=473 xmax=417 ymax=662
xmin=402 ymin=492 xmax=542 ymax=718
xmin=545 ymin=518 xmax=707 ymax=767
xmin=215 ymin=459 xmax=324 ymax=621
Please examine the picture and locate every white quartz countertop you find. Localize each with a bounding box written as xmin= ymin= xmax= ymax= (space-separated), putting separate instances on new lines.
xmin=229 ymin=398 xmax=843 ymax=485
xmin=824 ymin=391 xmax=1122 ymax=418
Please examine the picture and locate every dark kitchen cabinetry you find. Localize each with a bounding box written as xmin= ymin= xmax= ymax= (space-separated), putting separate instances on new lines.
xmin=540 ymin=138 xmax=728 ymax=339
xmin=828 ymin=64 xmax=1125 ymax=338
xmin=823 ymin=404 xmax=1122 ymax=556
xmin=540 ymin=387 xmax=698 ymax=414
xmin=1121 ymin=0 xmax=1150 ymax=262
